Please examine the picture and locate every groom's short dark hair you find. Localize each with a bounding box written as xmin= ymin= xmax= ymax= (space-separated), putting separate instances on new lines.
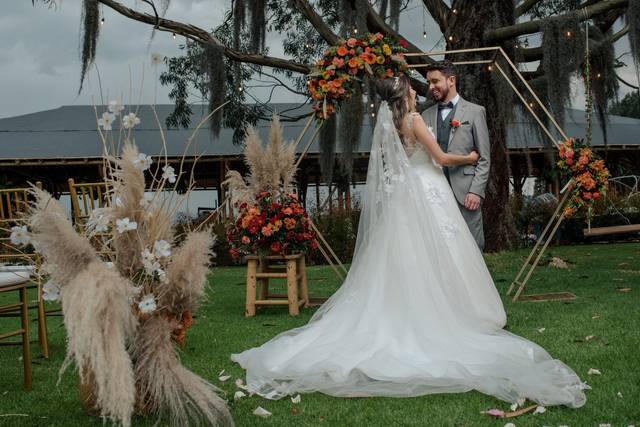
xmin=424 ymin=60 xmax=458 ymax=80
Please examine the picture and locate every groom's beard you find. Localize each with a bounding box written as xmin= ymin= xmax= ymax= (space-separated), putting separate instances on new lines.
xmin=430 ymin=86 xmax=449 ymax=103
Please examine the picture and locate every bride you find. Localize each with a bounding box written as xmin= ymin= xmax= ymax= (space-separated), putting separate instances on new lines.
xmin=231 ymin=75 xmax=587 ymax=408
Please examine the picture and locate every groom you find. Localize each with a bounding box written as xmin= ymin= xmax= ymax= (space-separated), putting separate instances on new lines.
xmin=422 ymin=60 xmax=490 ymax=251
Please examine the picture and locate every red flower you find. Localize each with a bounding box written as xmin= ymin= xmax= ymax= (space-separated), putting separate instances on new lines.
xmin=450 ymin=119 xmax=461 ymax=128
xmin=270 ymin=242 xmax=282 ymax=253
xmin=399 ymin=39 xmax=408 ymax=48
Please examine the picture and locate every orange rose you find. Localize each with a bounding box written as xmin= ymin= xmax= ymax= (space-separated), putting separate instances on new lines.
xmin=283 ymin=207 xmax=293 ymax=215
xmin=347 ymin=38 xmax=357 ymax=47
xmin=337 ymin=46 xmax=348 ymax=56
xmin=241 ymin=236 xmax=250 ymax=244
xmin=261 ymin=226 xmax=273 ymax=237
xmin=348 ymin=57 xmax=360 ymax=68
xmin=284 ymin=218 xmax=297 ymax=230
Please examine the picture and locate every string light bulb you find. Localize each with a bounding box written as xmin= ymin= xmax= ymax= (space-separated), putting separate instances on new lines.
xmin=423 ymin=31 xmax=427 ymax=39
xmin=596 ymin=73 xmax=602 ymax=78
xmin=370 ymin=103 xmax=374 ymax=108
xmin=487 ymin=65 xmax=493 ymax=71
xmin=100 ymin=17 xmax=105 ymax=25
xmin=371 ymin=112 xmax=375 ymax=117
xmin=448 ymin=35 xmax=454 ymax=42
xmin=566 ymin=30 xmax=572 ymax=37
xmin=353 ymin=28 xmax=358 ymax=34
xmin=452 ymin=8 xmax=457 ymax=14
xmin=172 ymin=33 xmax=177 ymax=39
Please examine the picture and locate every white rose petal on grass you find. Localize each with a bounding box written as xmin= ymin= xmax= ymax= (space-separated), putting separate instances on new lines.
xmin=235 ymin=379 xmax=248 ymax=390
xmin=290 ymin=394 xmax=301 ymax=404
xmin=617 ymin=391 xmax=623 ymax=398
xmin=516 ymin=397 xmax=525 ymax=407
xmin=42 ymin=280 xmax=61 ymax=302
xmin=10 ymin=226 xmax=31 ymax=246
xmin=533 ymin=405 xmax=546 ymax=415
xmin=162 ymin=165 xmax=177 ymax=183
xmin=537 ymin=327 xmax=546 ymax=333
xmin=233 ymin=391 xmax=246 ymax=401
xmin=588 ymin=368 xmax=602 ymax=375
xmin=132 ymin=153 xmax=153 ymax=171
xmin=510 ymin=402 xmax=518 ymax=411
xmin=219 ymin=375 xmax=232 ymax=382
xmin=138 ymin=294 xmax=157 ymax=314
xmin=253 ymin=407 xmax=272 ymax=418
xmin=116 ymin=218 xmax=138 ymax=234
xmin=504 ymin=423 xmax=516 ymax=427
xmin=122 ymin=112 xmax=141 ymax=129
xmin=585 ymin=335 xmax=595 ymax=341
xmin=599 ymin=424 xmax=612 ymax=427
xmin=98 ymin=111 xmax=116 ymax=131
xmin=108 ymin=100 xmax=125 ymax=115
xmin=153 ymin=240 xmax=172 ymax=258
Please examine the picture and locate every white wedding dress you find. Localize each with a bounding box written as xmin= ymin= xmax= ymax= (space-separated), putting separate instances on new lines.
xmin=231 ymin=104 xmax=587 ymax=408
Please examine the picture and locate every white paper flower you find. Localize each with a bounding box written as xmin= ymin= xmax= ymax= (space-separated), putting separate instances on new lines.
xmin=153 ymin=240 xmax=171 ymax=258
xmin=233 ymin=391 xmax=246 ymax=401
xmin=588 ymin=368 xmax=602 ymax=375
xmin=10 ymin=225 xmax=31 ymax=246
xmin=122 ymin=112 xmax=141 ymax=129
xmin=533 ymin=405 xmax=546 ymax=415
xmin=138 ymin=294 xmax=157 ymax=314
xmin=87 ymin=209 xmax=110 ymax=232
xmin=291 ymin=394 xmax=301 ymax=404
xmin=162 ymin=165 xmax=176 ymax=183
xmin=132 ymin=153 xmax=153 ymax=171
xmin=156 ymin=267 xmax=168 ymax=283
xmin=114 ymin=196 xmax=124 ymax=207
xmin=253 ymin=407 xmax=272 ymax=418
xmin=151 ymin=53 xmax=163 ymax=65
xmin=116 ymin=217 xmax=137 ymax=234
xmin=42 ymin=280 xmax=61 ymax=302
xmin=108 ymin=100 xmax=125 ymax=115
xmin=139 ymin=193 xmax=153 ymax=208
xmin=98 ymin=111 xmax=116 ymax=131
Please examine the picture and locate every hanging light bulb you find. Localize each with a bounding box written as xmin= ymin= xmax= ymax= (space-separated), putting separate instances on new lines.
xmin=370 ymin=103 xmax=374 ymax=108
xmin=371 ymin=112 xmax=375 ymax=117
xmin=100 ymin=17 xmax=105 ymax=25
xmin=487 ymin=65 xmax=493 ymax=71
xmin=566 ymin=30 xmax=572 ymax=37
xmin=172 ymin=33 xmax=177 ymax=39
xmin=448 ymin=35 xmax=454 ymax=42
xmin=353 ymin=28 xmax=358 ymax=34
xmin=423 ymin=31 xmax=427 ymax=39
xmin=452 ymin=8 xmax=457 ymax=14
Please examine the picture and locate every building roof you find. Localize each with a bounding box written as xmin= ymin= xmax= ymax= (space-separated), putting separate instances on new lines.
xmin=0 ymin=103 xmax=638 ymax=161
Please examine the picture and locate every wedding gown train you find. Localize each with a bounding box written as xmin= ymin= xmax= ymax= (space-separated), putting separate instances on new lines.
xmin=231 ymin=105 xmax=587 ymax=408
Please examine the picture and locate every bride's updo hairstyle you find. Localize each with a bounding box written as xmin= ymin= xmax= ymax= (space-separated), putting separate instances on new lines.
xmin=375 ymin=74 xmax=411 ymax=134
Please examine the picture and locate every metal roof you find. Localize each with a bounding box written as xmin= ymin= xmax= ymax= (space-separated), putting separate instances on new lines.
xmin=0 ymin=103 xmax=638 ymax=161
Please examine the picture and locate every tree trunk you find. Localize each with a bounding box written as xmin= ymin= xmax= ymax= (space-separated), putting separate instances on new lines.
xmin=451 ymin=1 xmax=518 ymax=252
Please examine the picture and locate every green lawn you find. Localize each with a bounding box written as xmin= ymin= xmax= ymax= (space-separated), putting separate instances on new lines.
xmin=1 ymin=243 xmax=639 ymax=426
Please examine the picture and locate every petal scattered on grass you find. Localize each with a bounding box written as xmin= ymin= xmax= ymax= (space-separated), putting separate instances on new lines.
xmin=537 ymin=327 xmax=546 ymax=333
xmin=533 ymin=405 xmax=546 ymax=415
xmin=219 ymin=375 xmax=232 ymax=382
xmin=588 ymin=368 xmax=602 ymax=375
xmin=291 ymin=394 xmax=301 ymax=404
xmin=234 ymin=391 xmax=246 ymax=401
xmin=482 ymin=408 xmax=505 ymax=417
xmin=253 ymin=407 xmax=272 ymax=418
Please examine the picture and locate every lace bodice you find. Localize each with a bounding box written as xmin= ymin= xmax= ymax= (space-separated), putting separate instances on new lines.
xmin=401 ymin=112 xmax=421 ymax=157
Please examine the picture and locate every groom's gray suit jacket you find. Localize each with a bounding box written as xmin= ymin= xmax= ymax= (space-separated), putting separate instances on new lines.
xmin=422 ymin=96 xmax=490 ymax=250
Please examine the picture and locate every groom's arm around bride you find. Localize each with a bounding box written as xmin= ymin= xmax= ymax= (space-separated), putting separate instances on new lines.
xmin=421 ymin=60 xmax=490 ymax=251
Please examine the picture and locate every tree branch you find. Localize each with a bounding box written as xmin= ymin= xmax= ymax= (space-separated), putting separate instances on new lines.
xmin=616 ymin=73 xmax=639 ymax=89
xmin=290 ymin=0 xmax=340 ymax=46
xmin=97 ymin=0 xmax=311 ymax=74
xmin=486 ymin=0 xmax=629 ymax=42
xmin=516 ymin=0 xmax=543 ymax=17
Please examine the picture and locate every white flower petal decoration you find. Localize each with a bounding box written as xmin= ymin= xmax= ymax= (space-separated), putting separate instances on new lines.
xmin=588 ymin=368 xmax=602 ymax=375
xmin=10 ymin=225 xmax=31 ymax=246
xmin=122 ymin=112 xmax=141 ymax=129
xmin=162 ymin=165 xmax=177 ymax=183
xmin=108 ymin=100 xmax=125 ymax=115
xmin=219 ymin=375 xmax=231 ymax=382
xmin=537 ymin=327 xmax=546 ymax=333
xmin=533 ymin=405 xmax=546 ymax=415
xmin=253 ymin=407 xmax=272 ymax=418
xmin=42 ymin=280 xmax=61 ymax=302
xmin=98 ymin=111 xmax=116 ymax=130
xmin=153 ymin=240 xmax=172 ymax=258
xmin=132 ymin=153 xmax=153 ymax=171
xmin=617 ymin=391 xmax=623 ymax=398
xmin=139 ymin=193 xmax=154 ymax=208
xmin=233 ymin=391 xmax=246 ymax=401
xmin=138 ymin=294 xmax=157 ymax=314
xmin=585 ymin=335 xmax=595 ymax=341
xmin=116 ymin=217 xmax=138 ymax=234
xmin=290 ymin=394 xmax=301 ymax=404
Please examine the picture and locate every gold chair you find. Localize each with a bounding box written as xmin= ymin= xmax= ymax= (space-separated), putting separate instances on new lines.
xmin=0 ymin=272 xmax=33 ymax=390
xmin=67 ymin=178 xmax=114 ymax=260
xmin=0 ymin=182 xmax=49 ymax=359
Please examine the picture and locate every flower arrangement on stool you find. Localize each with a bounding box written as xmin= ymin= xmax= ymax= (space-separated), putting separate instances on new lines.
xmin=225 ymin=115 xmax=317 ymax=258
xmin=19 ymin=135 xmax=233 ymax=426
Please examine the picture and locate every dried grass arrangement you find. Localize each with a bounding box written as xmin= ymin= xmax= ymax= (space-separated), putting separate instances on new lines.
xmin=16 ymin=103 xmax=234 ymax=427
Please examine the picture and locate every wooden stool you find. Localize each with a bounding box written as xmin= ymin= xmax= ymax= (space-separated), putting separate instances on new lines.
xmin=245 ymin=254 xmax=309 ymax=316
xmin=0 ymin=273 xmax=33 ymax=390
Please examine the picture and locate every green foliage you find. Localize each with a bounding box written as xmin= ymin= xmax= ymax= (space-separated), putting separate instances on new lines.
xmin=610 ymin=91 xmax=640 ymax=119
xmin=308 ymin=207 xmax=361 ymax=264
xmin=588 ymin=26 xmax=619 ymax=145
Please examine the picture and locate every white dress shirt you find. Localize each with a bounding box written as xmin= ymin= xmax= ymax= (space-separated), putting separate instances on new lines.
xmin=440 ymin=94 xmax=460 ymax=121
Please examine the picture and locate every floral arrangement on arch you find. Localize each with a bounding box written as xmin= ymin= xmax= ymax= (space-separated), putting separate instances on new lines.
xmin=224 ymin=115 xmax=317 ymax=257
xmin=307 ymin=32 xmax=409 ymax=120
xmin=12 ymin=101 xmax=233 ymax=427
xmin=557 ymin=137 xmax=610 ymax=219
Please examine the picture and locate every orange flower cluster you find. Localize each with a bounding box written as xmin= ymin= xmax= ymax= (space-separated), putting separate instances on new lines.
xmin=308 ymin=33 xmax=409 ymax=120
xmin=169 ymin=311 xmax=193 ymax=348
xmin=557 ymin=138 xmax=610 ymax=218
xmin=227 ymin=192 xmax=317 ymax=257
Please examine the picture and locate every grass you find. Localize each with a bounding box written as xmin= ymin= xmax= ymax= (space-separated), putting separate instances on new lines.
xmin=0 ymin=243 xmax=639 ymax=426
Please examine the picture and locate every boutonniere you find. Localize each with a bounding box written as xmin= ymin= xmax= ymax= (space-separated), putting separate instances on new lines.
xmin=450 ymin=119 xmax=470 ymax=130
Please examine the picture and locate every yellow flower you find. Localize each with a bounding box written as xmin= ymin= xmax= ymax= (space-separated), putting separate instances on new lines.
xmin=382 ymin=44 xmax=392 ymax=56
xmin=376 ymin=55 xmax=385 ymax=64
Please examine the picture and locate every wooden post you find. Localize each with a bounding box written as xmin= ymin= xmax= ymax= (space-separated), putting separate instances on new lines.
xmin=298 ymin=255 xmax=309 ymax=307
xmin=245 ymin=259 xmax=257 ymax=317
xmin=258 ymin=258 xmax=269 ymax=300
xmin=286 ymin=258 xmax=300 ymax=315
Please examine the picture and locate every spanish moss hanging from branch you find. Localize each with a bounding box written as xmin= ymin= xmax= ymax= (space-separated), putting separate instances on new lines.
xmin=249 ymin=0 xmax=266 ymax=52
xmin=79 ymin=0 xmax=100 ymax=94
xmin=319 ymin=114 xmax=337 ymax=186
xmin=389 ymin=0 xmax=401 ymax=31
xmin=588 ymin=26 xmax=619 ymax=147
xmin=338 ymin=85 xmax=364 ymax=179
xmin=626 ymin=0 xmax=640 ymax=85
xmin=205 ymin=44 xmax=226 ymax=138
xmin=541 ymin=13 xmax=584 ymax=127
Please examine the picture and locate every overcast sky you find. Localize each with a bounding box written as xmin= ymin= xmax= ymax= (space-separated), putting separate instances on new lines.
xmin=0 ymin=1 xmax=636 ymax=119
